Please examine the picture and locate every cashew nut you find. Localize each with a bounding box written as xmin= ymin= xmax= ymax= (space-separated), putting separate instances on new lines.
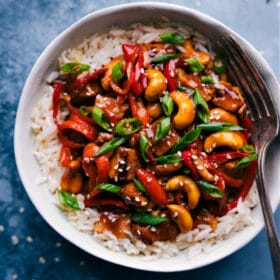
xmin=167 ymin=204 xmax=193 ymax=233
xmin=165 ymin=175 xmax=200 ymax=210
xmin=192 ymin=156 xmax=215 ymax=182
xmin=169 ymin=91 xmax=195 ymax=130
xmin=101 ymin=56 xmax=123 ymax=90
xmin=204 ymin=131 xmax=245 ymax=153
xmin=183 ymin=39 xmax=211 ymax=65
xmin=210 ymin=108 xmax=239 ymax=124
xmin=147 ymin=102 xmax=163 ymax=119
xmin=144 ymin=69 xmax=167 ymax=101
xmin=60 ymin=169 xmax=83 ymax=194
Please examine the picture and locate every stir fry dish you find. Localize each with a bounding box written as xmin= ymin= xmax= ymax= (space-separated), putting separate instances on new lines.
xmin=52 ymin=32 xmax=257 ymax=243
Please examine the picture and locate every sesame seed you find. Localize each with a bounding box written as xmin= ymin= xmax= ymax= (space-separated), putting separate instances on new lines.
xmin=191 ymin=155 xmax=198 ymax=160
xmin=179 ymin=181 xmax=184 ymax=187
xmin=26 ymin=236 xmax=33 ymax=243
xmin=167 ymin=140 xmax=171 ymax=146
xmin=150 ymin=226 xmax=157 ymax=232
xmin=197 ymin=165 xmax=204 ymax=171
xmin=173 ymin=212 xmax=179 ymax=218
xmin=38 ymin=257 xmax=46 ymax=264
xmin=11 ymin=235 xmax=19 ymax=245
xmin=135 ymin=197 xmax=140 ymax=202
xmin=118 ymin=168 xmax=123 ymax=172
xmin=114 ymin=165 xmax=119 ymax=170
xmin=126 ymin=166 xmax=131 ymax=171
xmin=147 ymin=177 xmax=152 ymax=183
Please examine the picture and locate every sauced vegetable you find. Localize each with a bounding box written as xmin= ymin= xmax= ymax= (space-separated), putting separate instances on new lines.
xmin=53 ymin=32 xmax=257 ymax=243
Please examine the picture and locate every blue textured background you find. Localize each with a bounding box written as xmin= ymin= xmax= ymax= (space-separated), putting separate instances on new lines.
xmin=0 ymin=1 xmax=279 ymax=279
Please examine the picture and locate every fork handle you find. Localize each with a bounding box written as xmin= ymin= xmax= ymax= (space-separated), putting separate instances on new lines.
xmin=257 ymin=150 xmax=280 ymax=279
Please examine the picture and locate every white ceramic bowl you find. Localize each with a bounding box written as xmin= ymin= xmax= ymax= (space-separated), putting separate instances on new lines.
xmin=14 ymin=2 xmax=280 ymax=272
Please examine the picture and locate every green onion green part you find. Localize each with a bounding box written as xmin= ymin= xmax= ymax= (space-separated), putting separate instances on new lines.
xmin=132 ymin=178 xmax=147 ymax=194
xmin=139 ymin=134 xmax=150 ymax=163
xmin=57 ymin=190 xmax=80 ymax=210
xmin=161 ymin=93 xmax=174 ymax=117
xmin=152 ymin=53 xmax=181 ymax=63
xmin=159 ymin=32 xmax=185 ymax=45
xmin=131 ymin=212 xmax=168 ymax=225
xmin=234 ymin=152 xmax=258 ymax=169
xmin=169 ymin=128 xmax=202 ymax=154
xmin=185 ymin=58 xmax=205 ymax=73
xmin=193 ymin=89 xmax=210 ymax=124
xmin=155 ymin=117 xmax=171 ymax=142
xmin=112 ymin=61 xmax=124 ymax=82
xmin=201 ymin=76 xmax=214 ymax=84
xmin=60 ymin=62 xmax=90 ymax=74
xmin=114 ymin=118 xmax=142 ymax=136
xmin=155 ymin=154 xmax=182 ymax=164
xmin=96 ymin=183 xmax=122 ymax=193
xmin=92 ymin=106 xmax=111 ymax=132
xmin=79 ymin=106 xmax=90 ymax=116
xmin=94 ymin=137 xmax=127 ymax=158
xmin=196 ymin=181 xmax=224 ymax=198
xmin=213 ymin=50 xmax=228 ymax=74
xmin=197 ymin=122 xmax=244 ymax=131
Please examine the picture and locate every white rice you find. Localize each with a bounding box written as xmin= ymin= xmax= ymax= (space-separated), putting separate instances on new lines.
xmin=31 ymin=22 xmax=259 ymax=259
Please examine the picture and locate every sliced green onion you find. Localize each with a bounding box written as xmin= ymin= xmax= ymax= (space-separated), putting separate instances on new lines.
xmin=197 ymin=122 xmax=244 ymax=131
xmin=177 ymin=85 xmax=194 ymax=94
xmin=155 ymin=117 xmax=171 ymax=142
xmin=131 ymin=212 xmax=168 ymax=225
xmin=139 ymin=134 xmax=150 ymax=163
xmin=112 ymin=61 xmax=124 ymax=82
xmin=152 ymin=53 xmax=181 ymax=63
xmin=92 ymin=106 xmax=111 ymax=132
xmin=79 ymin=105 xmax=90 ymax=116
xmin=169 ymin=128 xmax=201 ymax=154
xmin=114 ymin=118 xmax=142 ymax=136
xmin=132 ymin=178 xmax=147 ymax=194
xmin=94 ymin=137 xmax=127 ymax=158
xmin=182 ymin=167 xmax=191 ymax=175
xmin=155 ymin=155 xmax=182 ymax=164
xmin=213 ymin=50 xmax=228 ymax=74
xmin=60 ymin=62 xmax=90 ymax=74
xmin=241 ymin=145 xmax=256 ymax=154
xmin=161 ymin=93 xmax=174 ymax=117
xmin=96 ymin=183 xmax=121 ymax=193
xmin=185 ymin=58 xmax=205 ymax=73
xmin=234 ymin=152 xmax=258 ymax=169
xmin=201 ymin=76 xmax=214 ymax=84
xmin=196 ymin=181 xmax=224 ymax=198
xmin=193 ymin=89 xmax=210 ymax=123
xmin=57 ymin=190 xmax=80 ymax=210
xmin=159 ymin=32 xmax=185 ymax=45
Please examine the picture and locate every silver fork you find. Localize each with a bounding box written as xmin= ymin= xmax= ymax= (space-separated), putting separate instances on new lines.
xmin=216 ymin=36 xmax=280 ymax=279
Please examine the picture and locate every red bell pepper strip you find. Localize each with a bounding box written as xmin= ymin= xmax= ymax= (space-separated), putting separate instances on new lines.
xmin=127 ymin=93 xmax=150 ymax=127
xmin=164 ymin=57 xmax=179 ymax=92
xmin=208 ymin=151 xmax=248 ymax=165
xmin=136 ymin=169 xmax=168 ymax=207
xmin=206 ymin=159 xmax=257 ymax=216
xmin=181 ymin=149 xmax=200 ymax=180
xmin=71 ymin=67 xmax=106 ymax=89
xmin=84 ymin=198 xmax=129 ymax=210
xmin=122 ymin=44 xmax=136 ymax=61
xmin=52 ymin=81 xmax=65 ymax=126
xmin=71 ymin=107 xmax=95 ymax=126
xmin=59 ymin=146 xmax=72 ymax=167
xmin=58 ymin=113 xmax=97 ymax=148
xmin=82 ymin=143 xmax=110 ymax=188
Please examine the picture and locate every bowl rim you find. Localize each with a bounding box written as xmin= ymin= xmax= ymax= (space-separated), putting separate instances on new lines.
xmin=14 ymin=2 xmax=280 ymax=272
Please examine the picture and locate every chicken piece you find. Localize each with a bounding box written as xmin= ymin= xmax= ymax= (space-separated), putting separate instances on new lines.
xmin=69 ymin=80 xmax=102 ymax=106
xmin=152 ymin=161 xmax=183 ymax=177
xmin=193 ymin=209 xmax=218 ymax=232
xmin=108 ymin=147 xmax=140 ymax=182
xmin=95 ymin=132 xmax=114 ymax=145
xmin=213 ymin=81 xmax=245 ymax=112
xmin=176 ymin=68 xmax=214 ymax=101
xmin=121 ymin=182 xmax=148 ymax=207
xmin=95 ymin=94 xmax=129 ymax=120
xmin=153 ymin=128 xmax=181 ymax=156
xmin=132 ymin=221 xmax=179 ymax=244
xmin=94 ymin=213 xmax=131 ymax=239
